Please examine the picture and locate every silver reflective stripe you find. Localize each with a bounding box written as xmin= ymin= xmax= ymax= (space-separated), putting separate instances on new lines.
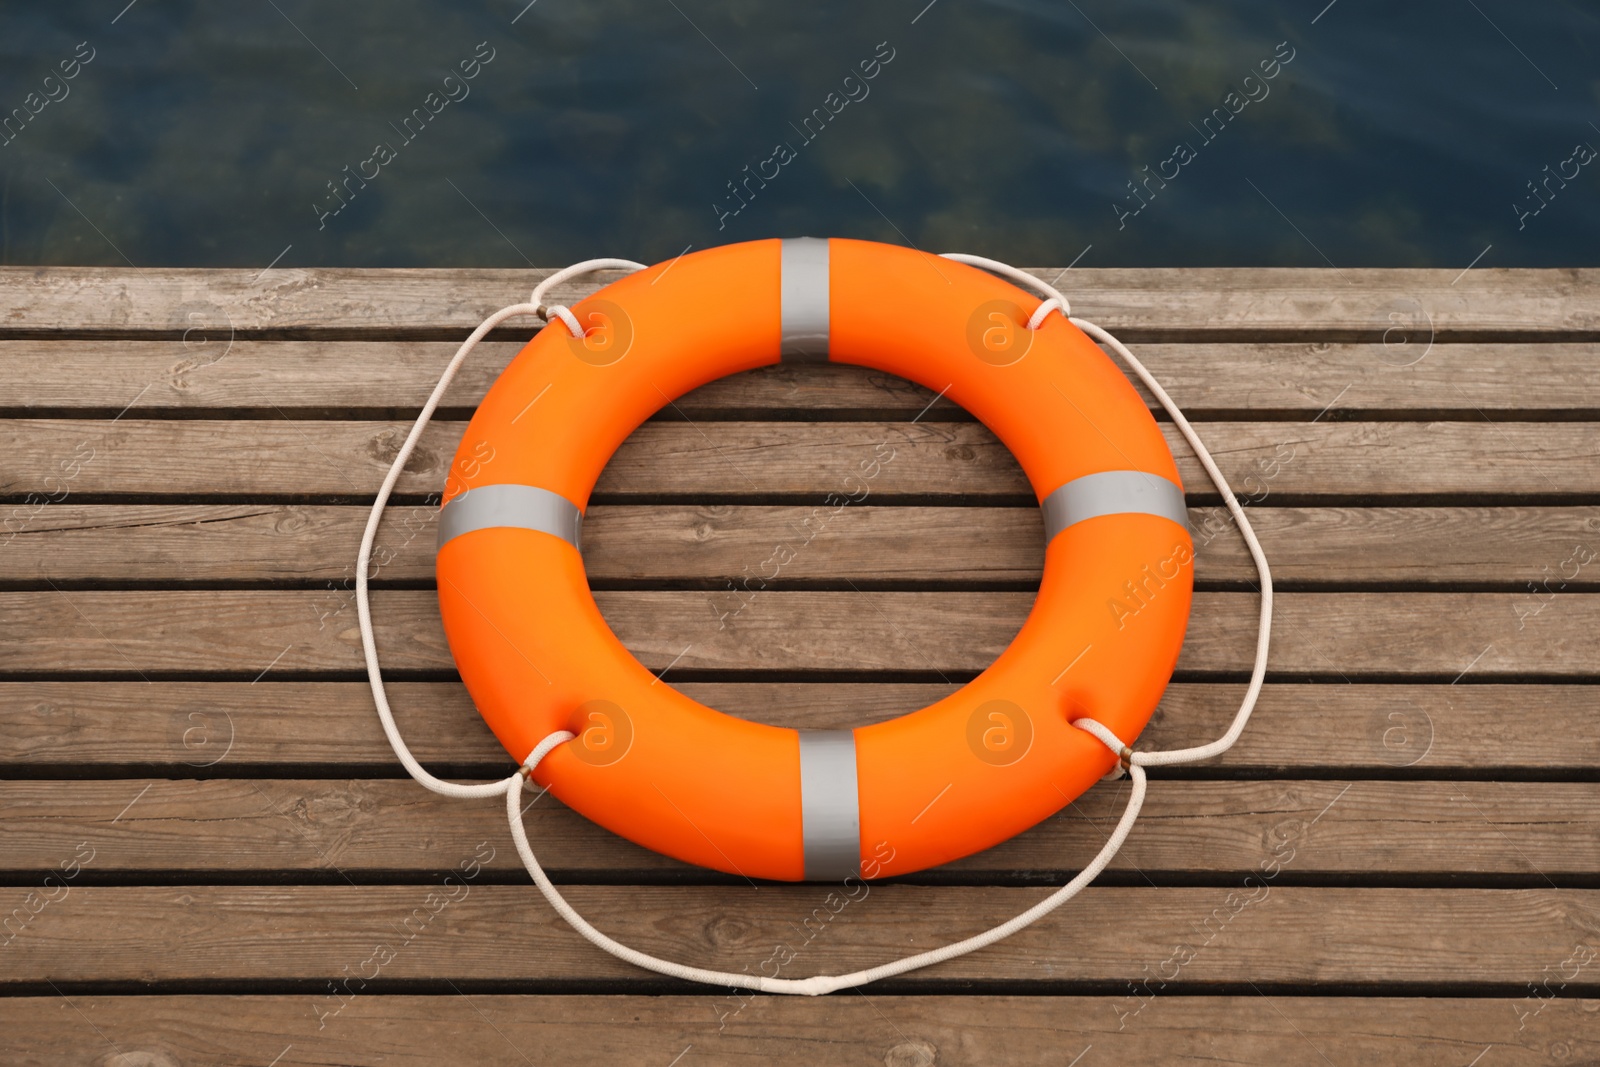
xmin=780 ymin=237 xmax=830 ymax=363
xmin=798 ymin=729 xmax=860 ymax=880
xmin=1041 ymin=470 xmax=1188 ymax=543
xmin=437 ymin=484 xmax=583 ymax=551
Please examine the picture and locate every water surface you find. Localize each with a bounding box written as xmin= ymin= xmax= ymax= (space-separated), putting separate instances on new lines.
xmin=2 ymin=0 xmax=1596 ymax=268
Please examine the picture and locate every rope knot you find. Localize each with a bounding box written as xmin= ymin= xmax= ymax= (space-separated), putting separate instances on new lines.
xmin=537 ymin=303 xmax=584 ymax=338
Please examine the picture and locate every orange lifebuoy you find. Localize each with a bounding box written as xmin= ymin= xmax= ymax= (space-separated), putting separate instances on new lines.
xmin=436 ymin=237 xmax=1193 ymax=881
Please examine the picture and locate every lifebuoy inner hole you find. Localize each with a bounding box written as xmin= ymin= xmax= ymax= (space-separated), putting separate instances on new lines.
xmin=581 ymin=361 xmax=1044 ymax=732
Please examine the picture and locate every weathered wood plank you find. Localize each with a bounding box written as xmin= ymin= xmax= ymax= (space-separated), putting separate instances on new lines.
xmin=4 ymin=340 xmax=1598 ymax=415
xmin=5 ymin=419 xmax=1600 ymax=501
xmin=2 ymin=884 xmax=1595 ymax=984
xmin=3 ymin=778 xmax=1593 ymax=879
xmin=4 ymin=265 xmax=1589 ymax=1039
xmin=3 ymin=682 xmax=1587 ymax=772
xmin=0 ymin=681 xmax=1569 ymax=772
xmin=4 ymin=504 xmax=1597 ymax=586
xmin=2 ymin=266 xmax=1595 ymax=337
xmin=0 ymin=590 xmax=1588 ymax=677
xmin=5 ymin=995 xmax=1588 ymax=1067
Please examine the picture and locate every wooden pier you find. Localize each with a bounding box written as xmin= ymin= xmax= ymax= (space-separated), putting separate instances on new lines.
xmin=2 ymin=266 xmax=1598 ymax=1064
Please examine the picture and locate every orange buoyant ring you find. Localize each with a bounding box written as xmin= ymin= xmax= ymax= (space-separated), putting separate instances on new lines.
xmin=436 ymin=238 xmax=1192 ymax=881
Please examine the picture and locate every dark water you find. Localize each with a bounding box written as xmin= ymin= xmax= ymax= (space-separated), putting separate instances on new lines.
xmin=2 ymin=0 xmax=1596 ymax=270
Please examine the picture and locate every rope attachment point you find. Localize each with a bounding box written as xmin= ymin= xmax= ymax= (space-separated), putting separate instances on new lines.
xmin=1069 ymin=717 xmax=1139 ymax=780
xmin=520 ymin=730 xmax=577 ymax=779
xmin=536 ymin=303 xmax=584 ymax=337
xmin=1027 ymin=296 xmax=1069 ymax=330
xmin=529 ymin=258 xmax=647 ymax=342
xmin=938 ymin=253 xmax=1071 ymax=329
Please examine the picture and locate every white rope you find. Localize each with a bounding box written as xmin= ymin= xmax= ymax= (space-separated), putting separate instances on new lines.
xmin=358 ymin=251 xmax=1273 ymax=996
xmin=531 ymin=258 xmax=645 ymax=338
xmin=940 ymin=252 xmax=1275 ymax=770
xmin=356 ymin=260 xmax=642 ymax=800
xmin=507 ymin=729 xmax=1148 ymax=996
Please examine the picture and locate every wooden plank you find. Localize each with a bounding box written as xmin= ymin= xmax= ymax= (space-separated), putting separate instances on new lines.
xmin=0 ymin=343 xmax=952 ymax=420
xmin=5 ymin=339 xmax=1599 ymax=416
xmin=1 ymin=995 xmax=1590 ymax=1067
xmin=2 ymin=266 xmax=1595 ymax=337
xmin=5 ymin=504 xmax=1598 ymax=586
xmin=3 ymin=682 xmax=1589 ymax=772
xmin=2 ymin=884 xmax=1595 ymax=985
xmin=6 ymin=419 xmax=1600 ymax=501
xmin=1141 ymin=340 xmax=1600 ymax=416
xmin=3 ymin=778 xmax=1593 ymax=879
xmin=0 ymin=589 xmax=1591 ymax=678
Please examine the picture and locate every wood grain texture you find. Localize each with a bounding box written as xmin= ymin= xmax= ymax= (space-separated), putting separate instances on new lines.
xmin=5 ymin=504 xmax=1598 ymax=586
xmin=0 ymin=589 xmax=1589 ymax=677
xmin=3 ymin=682 xmax=1590 ymax=773
xmin=4 ymin=339 xmax=1598 ymax=415
xmin=4 ymin=995 xmax=1591 ymax=1067
xmin=6 ymin=418 xmax=1600 ymax=501
xmin=5 ymin=265 xmax=1593 ymax=1043
xmin=2 ymin=778 xmax=1593 ymax=879
xmin=3 ymin=266 xmax=1596 ymax=336
xmin=3 ymin=884 xmax=1596 ymax=985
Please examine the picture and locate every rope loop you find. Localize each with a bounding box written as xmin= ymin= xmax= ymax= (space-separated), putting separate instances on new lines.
xmin=355 ymin=259 xmax=643 ymax=802
xmin=528 ymin=257 xmax=645 ymax=341
xmin=1027 ymin=296 xmax=1069 ymax=329
xmin=522 ymin=730 xmax=577 ymax=776
xmin=938 ymin=252 xmax=1072 ymax=328
xmin=528 ymin=258 xmax=648 ymax=308
xmin=541 ymin=303 xmax=584 ymax=338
